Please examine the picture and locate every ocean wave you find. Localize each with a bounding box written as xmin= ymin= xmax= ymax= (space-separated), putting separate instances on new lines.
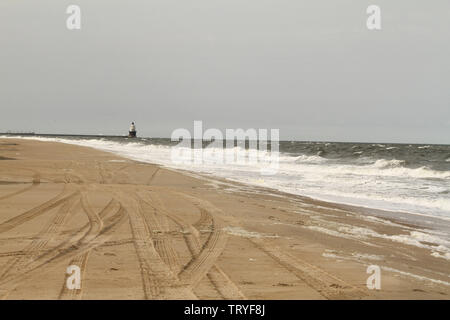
xmin=372 ymin=159 xmax=406 ymax=169
xmin=290 ymin=154 xmax=327 ymax=164
xmin=292 ymin=188 xmax=450 ymax=219
xmin=281 ymin=159 xmax=449 ymax=180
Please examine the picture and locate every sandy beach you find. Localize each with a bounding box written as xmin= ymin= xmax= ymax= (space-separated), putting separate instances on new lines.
xmin=0 ymin=138 xmax=449 ymax=300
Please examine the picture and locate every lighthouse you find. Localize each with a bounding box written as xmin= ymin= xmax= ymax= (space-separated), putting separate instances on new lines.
xmin=128 ymin=122 xmax=137 ymax=138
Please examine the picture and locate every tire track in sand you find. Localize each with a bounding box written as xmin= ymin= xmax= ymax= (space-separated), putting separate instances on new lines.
xmin=118 ymin=192 xmax=196 ymax=300
xmin=0 ymin=186 xmax=77 ymax=235
xmin=0 ymin=195 xmax=127 ymax=297
xmin=190 ymin=206 xmax=245 ymax=300
xmin=0 ymin=193 xmax=80 ymax=281
xmin=58 ymin=197 xmax=121 ymax=300
xmin=147 ymin=168 xmax=160 ymax=185
xmin=147 ymin=191 xmax=245 ymax=299
xmin=0 ymin=251 xmax=27 ymax=258
xmin=249 ymin=239 xmax=368 ymax=300
xmin=175 ymin=193 xmax=244 ymax=299
xmin=137 ymin=194 xmax=181 ymax=274
xmin=0 ymin=172 xmax=41 ymax=201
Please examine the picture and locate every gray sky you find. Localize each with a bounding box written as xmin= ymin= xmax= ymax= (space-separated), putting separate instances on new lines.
xmin=1 ymin=0 xmax=449 ymax=143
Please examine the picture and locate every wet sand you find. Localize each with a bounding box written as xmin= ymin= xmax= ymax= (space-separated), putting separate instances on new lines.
xmin=0 ymin=138 xmax=449 ymax=299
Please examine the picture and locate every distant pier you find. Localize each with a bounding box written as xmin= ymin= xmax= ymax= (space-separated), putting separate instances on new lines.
xmin=0 ymin=132 xmax=128 ymax=139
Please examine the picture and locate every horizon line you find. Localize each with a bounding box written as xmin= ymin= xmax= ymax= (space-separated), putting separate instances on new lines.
xmin=1 ymin=132 xmax=449 ymax=146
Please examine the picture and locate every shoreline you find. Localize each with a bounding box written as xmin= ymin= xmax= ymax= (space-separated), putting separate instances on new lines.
xmin=3 ymin=135 xmax=449 ymax=227
xmin=0 ymin=138 xmax=449 ymax=299
xmin=182 ymin=168 xmax=450 ymax=234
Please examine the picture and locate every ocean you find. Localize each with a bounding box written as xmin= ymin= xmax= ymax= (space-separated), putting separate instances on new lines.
xmin=4 ymin=135 xmax=450 ymax=221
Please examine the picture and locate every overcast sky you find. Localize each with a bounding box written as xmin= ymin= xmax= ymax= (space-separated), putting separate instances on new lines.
xmin=1 ymin=0 xmax=449 ymax=143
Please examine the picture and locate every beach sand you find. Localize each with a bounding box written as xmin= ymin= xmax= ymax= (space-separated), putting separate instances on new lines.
xmin=0 ymin=138 xmax=449 ymax=299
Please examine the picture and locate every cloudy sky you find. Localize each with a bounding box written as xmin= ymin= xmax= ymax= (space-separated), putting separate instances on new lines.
xmin=1 ymin=0 xmax=449 ymax=143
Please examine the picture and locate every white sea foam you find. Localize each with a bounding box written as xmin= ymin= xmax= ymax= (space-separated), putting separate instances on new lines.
xmin=323 ymin=251 xmax=450 ymax=286
xmin=431 ymin=251 xmax=450 ymax=261
xmin=316 ymin=222 xmax=450 ymax=264
xmin=372 ymin=159 xmax=406 ymax=168
xmin=322 ymin=250 xmax=384 ymax=262
xmin=381 ymin=266 xmax=450 ymax=286
xmin=291 ymin=154 xmax=327 ymax=164
xmin=307 ymin=226 xmax=359 ymax=240
xmin=351 ymin=252 xmax=384 ymax=261
xmin=223 ymin=226 xmax=278 ymax=238
xmin=312 ymin=223 xmax=450 ymax=261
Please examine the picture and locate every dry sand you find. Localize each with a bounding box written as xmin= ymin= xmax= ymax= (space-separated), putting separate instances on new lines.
xmin=0 ymin=138 xmax=449 ymax=299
